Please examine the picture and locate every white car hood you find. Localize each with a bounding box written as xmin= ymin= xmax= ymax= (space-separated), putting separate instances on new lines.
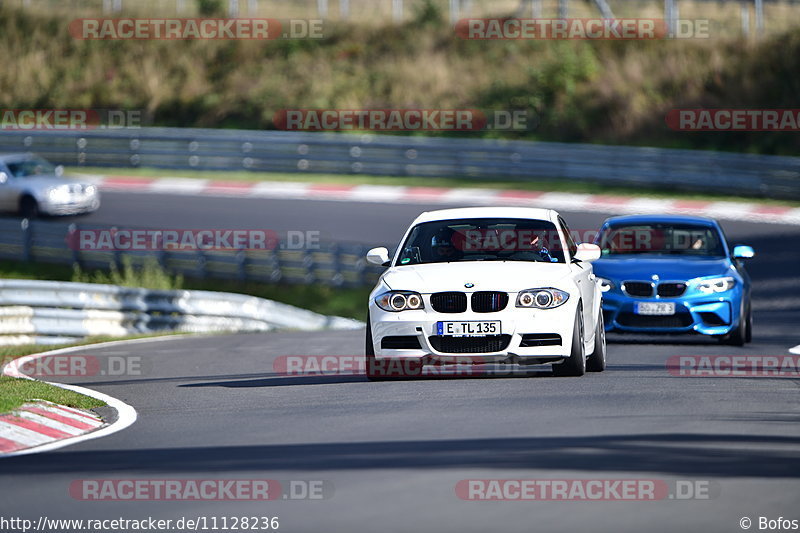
xmin=382 ymin=261 xmax=573 ymax=293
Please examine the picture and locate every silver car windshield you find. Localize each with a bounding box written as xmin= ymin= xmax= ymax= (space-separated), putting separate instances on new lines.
xmin=5 ymin=157 xmax=57 ymax=178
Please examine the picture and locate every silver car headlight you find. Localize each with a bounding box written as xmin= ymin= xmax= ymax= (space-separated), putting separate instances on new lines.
xmin=695 ymin=276 xmax=736 ymax=294
xmin=596 ymin=277 xmax=614 ymax=292
xmin=375 ymin=291 xmax=424 ymax=312
xmin=516 ymin=288 xmax=570 ymax=309
xmin=84 ymin=184 xmax=97 ymax=195
xmin=47 ymin=186 xmax=71 ymax=202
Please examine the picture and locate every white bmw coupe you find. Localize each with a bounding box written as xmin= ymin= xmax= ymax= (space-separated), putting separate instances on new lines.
xmin=365 ymin=207 xmax=606 ymax=380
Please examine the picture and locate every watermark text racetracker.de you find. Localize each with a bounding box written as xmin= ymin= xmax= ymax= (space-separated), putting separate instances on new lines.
xmin=666 ymin=109 xmax=800 ymax=131
xmin=0 ymin=109 xmax=142 ymax=130
xmin=667 ymin=355 xmax=800 ymax=378
xmin=274 ymin=109 xmax=533 ymax=132
xmin=456 ymin=479 xmax=720 ymax=501
xmin=69 ymin=18 xmax=323 ymax=39
xmin=68 ymin=229 xmax=321 ymax=252
xmin=69 ymin=479 xmax=333 ymax=501
xmin=4 ymin=354 xmax=144 ymax=378
xmin=455 ymin=18 xmax=709 ymax=39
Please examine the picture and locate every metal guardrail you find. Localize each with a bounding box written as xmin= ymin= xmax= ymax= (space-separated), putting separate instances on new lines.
xmin=0 ymin=279 xmax=362 ymax=345
xmin=0 ymin=218 xmax=386 ymax=288
xmin=0 ymin=127 xmax=798 ymax=199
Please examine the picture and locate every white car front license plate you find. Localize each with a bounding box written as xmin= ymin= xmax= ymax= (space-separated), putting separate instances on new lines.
xmin=437 ymin=321 xmax=501 ymax=337
xmin=635 ymin=302 xmax=676 ymax=315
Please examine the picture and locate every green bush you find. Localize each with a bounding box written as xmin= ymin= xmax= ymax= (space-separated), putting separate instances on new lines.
xmin=196 ymin=0 xmax=225 ymax=17
xmin=72 ymin=257 xmax=184 ymax=291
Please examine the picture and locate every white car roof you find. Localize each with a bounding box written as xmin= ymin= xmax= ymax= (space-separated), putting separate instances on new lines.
xmin=411 ymin=207 xmax=560 ymax=225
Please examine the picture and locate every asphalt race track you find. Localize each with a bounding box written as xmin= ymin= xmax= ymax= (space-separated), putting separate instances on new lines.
xmin=2 ymin=191 xmax=799 ymax=533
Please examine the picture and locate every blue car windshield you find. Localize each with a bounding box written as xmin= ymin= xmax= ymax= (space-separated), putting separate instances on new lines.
xmin=598 ymin=223 xmax=726 ymax=257
xmin=395 ymin=218 xmax=566 ymax=266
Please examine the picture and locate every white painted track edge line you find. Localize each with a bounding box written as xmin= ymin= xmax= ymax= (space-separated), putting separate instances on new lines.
xmin=0 ymin=334 xmax=194 ymax=457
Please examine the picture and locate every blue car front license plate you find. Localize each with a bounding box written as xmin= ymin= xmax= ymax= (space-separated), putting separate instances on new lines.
xmin=635 ymin=302 xmax=676 ymax=315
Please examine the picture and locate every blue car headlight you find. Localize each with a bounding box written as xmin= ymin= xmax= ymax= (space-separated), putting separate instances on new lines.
xmin=694 ymin=276 xmax=736 ymax=294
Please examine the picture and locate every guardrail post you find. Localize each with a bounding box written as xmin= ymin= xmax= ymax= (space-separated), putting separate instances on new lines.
xmin=332 ymin=243 xmax=344 ymax=287
xmin=109 ymin=227 xmax=122 ymax=270
xmin=303 ymin=247 xmax=315 ymax=284
xmin=68 ymin=223 xmax=81 ymax=267
xmin=355 ymin=245 xmax=367 ymax=287
xmin=392 ymin=0 xmax=403 ymax=22
xmin=198 ymin=250 xmax=208 ymax=279
xmin=558 ymin=0 xmax=568 ymax=18
xmin=531 ymin=0 xmax=542 ymax=17
xmin=270 ymin=248 xmax=282 ymax=283
xmin=236 ymin=249 xmax=248 ymax=281
xmin=449 ymin=0 xmax=459 ymax=24
xmin=754 ymin=0 xmax=764 ymax=35
xmin=21 ymin=219 xmax=32 ymax=262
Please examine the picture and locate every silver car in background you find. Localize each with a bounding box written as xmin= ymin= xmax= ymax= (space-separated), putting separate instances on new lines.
xmin=0 ymin=153 xmax=100 ymax=217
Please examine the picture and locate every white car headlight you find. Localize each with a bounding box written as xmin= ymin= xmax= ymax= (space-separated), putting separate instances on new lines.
xmin=516 ymin=288 xmax=570 ymax=309
xmin=596 ymin=277 xmax=614 ymax=292
xmin=695 ymin=276 xmax=736 ymax=294
xmin=375 ymin=291 xmax=425 ymax=312
xmin=85 ymin=184 xmax=97 ymax=195
xmin=47 ymin=186 xmax=71 ymax=202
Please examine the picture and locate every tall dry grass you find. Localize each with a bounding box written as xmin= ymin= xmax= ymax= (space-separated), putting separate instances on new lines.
xmin=0 ymin=2 xmax=798 ymax=154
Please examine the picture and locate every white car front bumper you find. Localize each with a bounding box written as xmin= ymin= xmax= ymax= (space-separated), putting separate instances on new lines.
xmin=368 ymin=296 xmax=578 ymax=364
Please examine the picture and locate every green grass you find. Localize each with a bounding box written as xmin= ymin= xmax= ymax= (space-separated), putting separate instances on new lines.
xmin=0 ymin=259 xmax=370 ymax=320
xmin=0 ymin=376 xmax=105 ymax=414
xmin=72 ymin=166 xmax=800 ymax=207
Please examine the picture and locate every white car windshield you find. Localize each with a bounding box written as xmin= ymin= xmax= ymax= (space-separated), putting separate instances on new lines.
xmin=395 ymin=218 xmax=566 ymax=266
xmin=5 ymin=157 xmax=57 ymax=178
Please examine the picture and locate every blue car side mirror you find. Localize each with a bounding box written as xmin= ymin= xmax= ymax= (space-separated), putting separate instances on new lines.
xmin=732 ymin=245 xmax=755 ymax=259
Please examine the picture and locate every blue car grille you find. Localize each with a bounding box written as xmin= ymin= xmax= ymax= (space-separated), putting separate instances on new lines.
xmin=623 ymin=281 xmax=653 ymax=297
xmin=616 ymin=312 xmax=693 ymax=329
xmin=657 ymin=283 xmax=687 ymax=297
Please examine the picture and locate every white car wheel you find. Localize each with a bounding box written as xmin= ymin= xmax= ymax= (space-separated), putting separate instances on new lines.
xmin=553 ymin=307 xmax=586 ymax=377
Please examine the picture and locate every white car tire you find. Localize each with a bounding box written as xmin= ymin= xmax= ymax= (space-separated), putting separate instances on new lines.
xmin=586 ymin=311 xmax=607 ymax=372
xmin=553 ymin=307 xmax=586 ymax=377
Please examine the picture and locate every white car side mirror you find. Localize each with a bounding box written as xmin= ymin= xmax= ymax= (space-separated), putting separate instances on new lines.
xmin=0 ymin=172 xmax=7 ymax=184
xmin=366 ymin=247 xmax=390 ymax=266
xmin=574 ymin=243 xmax=601 ymax=262
xmin=55 ymin=165 xmax=64 ymax=177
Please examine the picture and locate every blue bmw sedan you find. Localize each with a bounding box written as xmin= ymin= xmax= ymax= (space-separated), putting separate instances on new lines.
xmin=592 ymin=215 xmax=754 ymax=345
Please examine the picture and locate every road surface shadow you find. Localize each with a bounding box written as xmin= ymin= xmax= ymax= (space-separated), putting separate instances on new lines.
xmin=2 ymin=433 xmax=799 ymax=478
